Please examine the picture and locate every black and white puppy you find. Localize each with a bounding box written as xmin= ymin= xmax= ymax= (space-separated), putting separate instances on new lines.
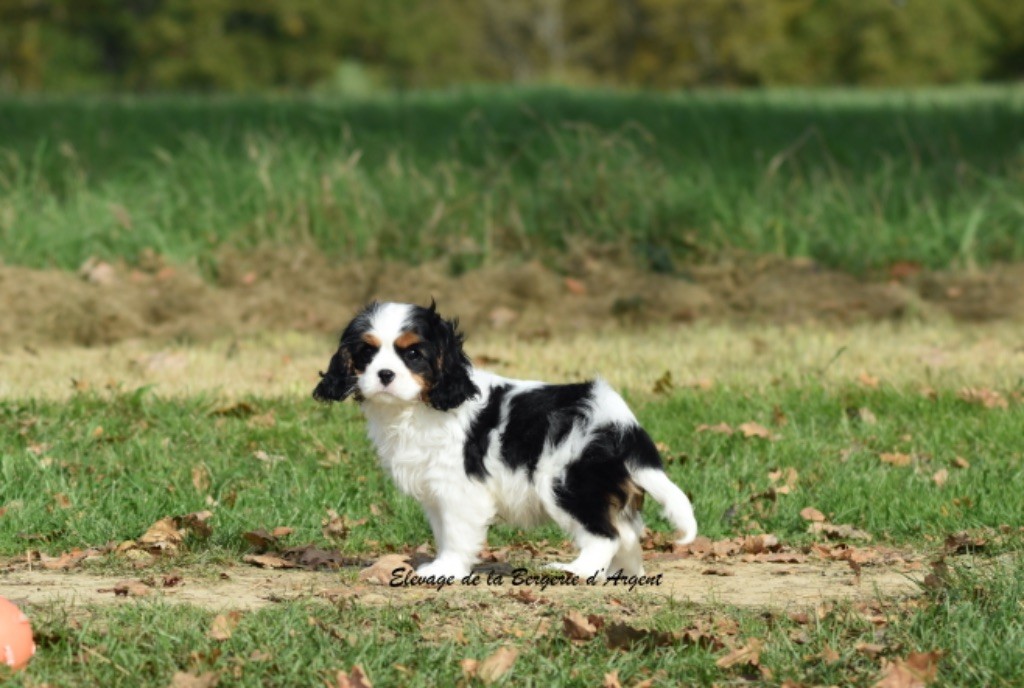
xmin=313 ymin=301 xmax=697 ymax=579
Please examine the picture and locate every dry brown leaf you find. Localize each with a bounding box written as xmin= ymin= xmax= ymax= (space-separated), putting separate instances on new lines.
xmin=331 ymin=665 xmax=374 ymax=688
xmin=103 ymin=580 xmax=151 ymax=597
xmin=477 ymin=646 xmax=518 ymax=684
xmin=242 ymin=554 xmax=296 ymax=569
xmin=741 ymin=534 xmax=780 ymax=554
xmin=931 ymin=469 xmax=949 ymax=487
xmin=208 ymin=611 xmax=243 ymax=641
xmin=358 ymin=554 xmax=413 ymax=585
xmin=460 ymin=658 xmax=480 ymax=679
xmin=604 ymin=622 xmax=677 ymax=650
xmin=137 ymin=517 xmax=185 ymax=552
xmin=952 ymin=456 xmax=970 ymax=469
xmin=858 ymin=372 xmax=880 ymax=388
xmin=242 ymin=529 xmax=280 ymax=552
xmin=716 ymin=638 xmax=763 ymax=669
xmin=322 ymin=509 xmax=367 ymax=540
xmin=562 ymin=610 xmax=599 ymax=641
xmin=880 ymin=452 xmax=913 ymax=467
xmin=799 ymin=507 xmax=826 ymax=522
xmin=602 ymin=670 xmax=623 ymax=688
xmin=958 ymin=388 xmax=1007 ymax=409
xmin=168 ymin=671 xmax=219 ymax=688
xmin=739 ymin=422 xmax=774 ymax=439
xmin=856 ymin=642 xmax=888 ymax=658
xmin=564 ymin=277 xmax=587 ymax=296
xmin=696 ymin=422 xmax=734 ymax=435
xmin=191 ymin=465 xmax=211 ymax=494
xmin=873 ymin=651 xmax=942 ymax=688
xmin=858 ymin=407 xmax=879 ymax=425
xmin=819 ymin=644 xmax=841 ymax=664
xmin=808 ymin=522 xmax=873 ymax=542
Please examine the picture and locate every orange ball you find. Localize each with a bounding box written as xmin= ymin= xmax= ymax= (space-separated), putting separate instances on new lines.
xmin=0 ymin=597 xmax=35 ymax=671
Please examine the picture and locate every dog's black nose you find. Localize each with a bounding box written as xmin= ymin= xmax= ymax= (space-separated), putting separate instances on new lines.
xmin=378 ymin=369 xmax=395 ymax=386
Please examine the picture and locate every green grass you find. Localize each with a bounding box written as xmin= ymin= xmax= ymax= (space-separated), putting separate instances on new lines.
xmin=2 ymin=385 xmax=1023 ymax=685
xmin=1 ymin=386 xmax=1022 ymax=557
xmin=4 ymin=558 xmax=1022 ymax=686
xmin=1 ymin=87 xmax=1023 ymax=275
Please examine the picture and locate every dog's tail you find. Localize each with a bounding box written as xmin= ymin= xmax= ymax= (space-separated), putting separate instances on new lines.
xmin=629 ymin=465 xmax=698 ymax=545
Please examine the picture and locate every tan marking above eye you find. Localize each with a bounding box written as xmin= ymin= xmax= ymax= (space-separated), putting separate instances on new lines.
xmin=395 ymin=331 xmax=422 ymax=348
xmin=362 ymin=333 xmax=382 ymax=348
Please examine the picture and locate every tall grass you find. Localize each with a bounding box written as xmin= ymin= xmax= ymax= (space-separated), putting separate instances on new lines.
xmin=1 ymin=87 xmax=1022 ymax=274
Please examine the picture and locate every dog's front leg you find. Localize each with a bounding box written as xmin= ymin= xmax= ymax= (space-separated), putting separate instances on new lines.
xmin=416 ymin=492 xmax=495 ymax=579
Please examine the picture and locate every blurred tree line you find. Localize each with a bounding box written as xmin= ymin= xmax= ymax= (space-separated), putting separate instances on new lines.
xmin=1 ymin=0 xmax=1021 ymax=92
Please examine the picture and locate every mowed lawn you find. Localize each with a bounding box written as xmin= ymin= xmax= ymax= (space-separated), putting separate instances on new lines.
xmin=1 ymin=329 xmax=1023 ymax=687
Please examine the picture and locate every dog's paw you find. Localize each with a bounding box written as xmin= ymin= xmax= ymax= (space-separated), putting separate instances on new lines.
xmin=416 ymin=560 xmax=470 ymax=580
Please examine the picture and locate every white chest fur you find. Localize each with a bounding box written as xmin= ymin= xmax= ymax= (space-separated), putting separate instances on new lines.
xmin=361 ymin=402 xmax=470 ymax=503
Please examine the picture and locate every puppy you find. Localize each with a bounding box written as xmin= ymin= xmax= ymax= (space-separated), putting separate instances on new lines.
xmin=313 ymin=301 xmax=697 ymax=579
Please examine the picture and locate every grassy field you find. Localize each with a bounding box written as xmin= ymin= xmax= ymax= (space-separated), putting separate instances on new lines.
xmin=1 ymin=87 xmax=1023 ymax=275
xmin=2 ymin=87 xmax=1024 ymax=685
xmin=2 ymin=327 xmax=1023 ymax=686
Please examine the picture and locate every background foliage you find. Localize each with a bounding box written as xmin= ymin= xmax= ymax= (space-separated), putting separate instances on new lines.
xmin=1 ymin=0 xmax=1022 ymax=93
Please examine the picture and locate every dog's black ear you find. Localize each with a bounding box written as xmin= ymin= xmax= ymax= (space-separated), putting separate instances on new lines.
xmin=427 ymin=312 xmax=480 ymax=412
xmin=312 ymin=346 xmax=357 ymax=403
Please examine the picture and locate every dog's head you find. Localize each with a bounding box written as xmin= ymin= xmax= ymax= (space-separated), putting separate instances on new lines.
xmin=313 ymin=301 xmax=480 ymax=411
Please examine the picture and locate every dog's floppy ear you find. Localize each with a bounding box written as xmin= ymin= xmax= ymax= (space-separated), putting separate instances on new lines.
xmin=427 ymin=304 xmax=480 ymax=411
xmin=313 ymin=345 xmax=357 ymax=403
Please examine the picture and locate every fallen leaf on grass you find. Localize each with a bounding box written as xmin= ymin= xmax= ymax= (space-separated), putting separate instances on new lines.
xmin=563 ymin=610 xmax=600 ymax=641
xmin=208 ymin=612 xmax=243 ymax=641
xmin=880 ymin=452 xmax=913 ymax=467
xmin=136 ymin=511 xmax=213 ymax=555
xmin=242 ymin=529 xmax=282 ymax=552
xmin=808 ymin=522 xmax=873 ymax=542
xmin=476 ymin=646 xmax=518 ymax=684
xmin=800 ymin=507 xmax=826 ymax=522
xmin=358 ymin=554 xmax=413 ymax=585
xmin=931 ymin=469 xmax=949 ymax=487
xmin=741 ymin=534 xmax=780 ymax=554
xmin=858 ymin=372 xmax=881 ymax=388
xmin=856 ymin=642 xmax=888 ymax=658
xmin=605 ymin=622 xmax=676 ymax=651
xmin=322 ymin=509 xmax=367 ymax=540
xmin=957 ymin=388 xmax=1007 ymax=409
xmin=715 ymin=638 xmax=763 ymax=669
xmin=873 ymin=651 xmax=942 ymax=688
xmin=242 ymin=554 xmax=296 ymax=569
xmin=943 ymin=531 xmax=987 ymax=555
xmin=739 ymin=422 xmax=775 ymax=440
xmin=696 ymin=422 xmax=734 ymax=435
xmin=191 ymin=465 xmax=211 ymax=494
xmin=602 ymin=670 xmax=622 ymax=688
xmin=952 ymin=456 xmax=970 ymax=469
xmin=100 ymin=580 xmax=152 ymax=597
xmin=169 ymin=671 xmax=219 ymax=688
xmin=330 ymin=665 xmax=374 ymax=688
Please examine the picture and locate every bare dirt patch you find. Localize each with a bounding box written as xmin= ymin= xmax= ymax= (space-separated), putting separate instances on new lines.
xmin=2 ymin=248 xmax=1023 ymax=348
xmin=0 ymin=557 xmax=922 ymax=613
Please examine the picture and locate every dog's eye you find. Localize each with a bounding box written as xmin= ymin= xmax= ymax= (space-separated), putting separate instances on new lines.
xmin=404 ymin=347 xmax=422 ymax=361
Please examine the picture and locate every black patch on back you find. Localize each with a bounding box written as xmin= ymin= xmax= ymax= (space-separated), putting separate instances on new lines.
xmin=554 ymin=423 xmax=665 ymax=538
xmin=621 ymin=424 xmax=665 ymax=470
xmin=499 ymin=382 xmax=593 ymax=478
xmin=463 ymin=384 xmax=511 ymax=480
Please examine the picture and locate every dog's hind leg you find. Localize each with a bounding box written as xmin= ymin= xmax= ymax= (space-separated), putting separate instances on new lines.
xmin=609 ymin=510 xmax=645 ymax=576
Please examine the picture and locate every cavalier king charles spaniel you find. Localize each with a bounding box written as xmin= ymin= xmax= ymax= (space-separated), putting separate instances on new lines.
xmin=313 ymin=301 xmax=697 ymax=580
